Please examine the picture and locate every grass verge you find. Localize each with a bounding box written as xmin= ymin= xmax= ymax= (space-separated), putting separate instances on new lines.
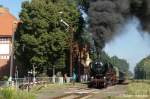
xmin=0 ymin=87 xmax=35 ymax=99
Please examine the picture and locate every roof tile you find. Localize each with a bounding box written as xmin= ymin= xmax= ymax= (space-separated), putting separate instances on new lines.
xmin=0 ymin=8 xmax=18 ymax=37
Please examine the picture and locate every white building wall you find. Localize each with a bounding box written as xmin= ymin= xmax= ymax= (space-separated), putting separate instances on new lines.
xmin=0 ymin=44 xmax=10 ymax=54
xmin=0 ymin=37 xmax=11 ymax=60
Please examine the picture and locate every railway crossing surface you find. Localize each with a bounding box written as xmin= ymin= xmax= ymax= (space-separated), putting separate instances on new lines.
xmin=36 ymin=84 xmax=127 ymax=99
xmin=52 ymin=85 xmax=127 ymax=99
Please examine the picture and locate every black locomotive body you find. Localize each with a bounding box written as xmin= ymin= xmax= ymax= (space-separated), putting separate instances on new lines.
xmin=88 ymin=59 xmax=125 ymax=88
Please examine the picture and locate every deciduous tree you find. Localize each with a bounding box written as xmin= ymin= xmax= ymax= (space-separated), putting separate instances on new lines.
xmin=15 ymin=0 xmax=80 ymax=76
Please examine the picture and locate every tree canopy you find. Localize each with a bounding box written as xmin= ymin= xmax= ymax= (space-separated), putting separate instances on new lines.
xmin=111 ymin=56 xmax=129 ymax=73
xmin=134 ymin=55 xmax=150 ymax=79
xmin=15 ymin=0 xmax=80 ymax=76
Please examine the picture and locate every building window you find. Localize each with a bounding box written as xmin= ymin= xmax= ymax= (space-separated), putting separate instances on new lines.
xmin=0 ymin=55 xmax=10 ymax=59
xmin=0 ymin=38 xmax=10 ymax=44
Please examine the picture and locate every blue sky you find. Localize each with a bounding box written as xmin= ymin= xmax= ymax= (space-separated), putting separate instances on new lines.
xmin=0 ymin=0 xmax=24 ymax=19
xmin=1 ymin=0 xmax=150 ymax=72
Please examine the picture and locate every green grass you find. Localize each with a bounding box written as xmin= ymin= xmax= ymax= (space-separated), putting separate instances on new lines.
xmin=108 ymin=82 xmax=150 ymax=99
xmin=126 ymin=82 xmax=150 ymax=95
xmin=0 ymin=87 xmax=35 ymax=99
xmin=106 ymin=96 xmax=150 ymax=99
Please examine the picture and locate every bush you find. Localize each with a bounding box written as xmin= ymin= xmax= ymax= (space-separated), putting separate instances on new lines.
xmin=0 ymin=75 xmax=8 ymax=81
xmin=2 ymin=76 xmax=8 ymax=81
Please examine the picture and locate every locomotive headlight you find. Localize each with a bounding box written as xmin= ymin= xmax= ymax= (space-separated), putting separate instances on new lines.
xmin=104 ymin=76 xmax=106 ymax=79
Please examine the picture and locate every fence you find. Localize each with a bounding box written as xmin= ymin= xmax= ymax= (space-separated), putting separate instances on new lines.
xmin=0 ymin=76 xmax=89 ymax=89
xmin=10 ymin=77 xmax=73 ymax=89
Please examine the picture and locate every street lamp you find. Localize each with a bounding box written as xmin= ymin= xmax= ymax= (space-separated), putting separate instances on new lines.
xmin=60 ymin=19 xmax=69 ymax=28
xmin=59 ymin=13 xmax=74 ymax=77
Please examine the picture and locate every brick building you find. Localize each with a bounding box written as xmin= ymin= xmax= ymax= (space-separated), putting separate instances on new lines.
xmin=0 ymin=7 xmax=18 ymax=77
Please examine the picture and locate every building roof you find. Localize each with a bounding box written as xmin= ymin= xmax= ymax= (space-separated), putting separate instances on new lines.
xmin=0 ymin=7 xmax=18 ymax=37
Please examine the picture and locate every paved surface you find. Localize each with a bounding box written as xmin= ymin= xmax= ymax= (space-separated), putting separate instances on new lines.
xmin=36 ymin=84 xmax=127 ymax=99
xmin=89 ymin=85 xmax=127 ymax=99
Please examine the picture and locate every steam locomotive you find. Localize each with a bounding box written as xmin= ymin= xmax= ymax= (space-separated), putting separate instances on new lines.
xmin=88 ymin=59 xmax=125 ymax=88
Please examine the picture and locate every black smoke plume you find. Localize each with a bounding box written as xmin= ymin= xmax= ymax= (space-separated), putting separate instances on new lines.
xmin=86 ymin=0 xmax=150 ymax=54
xmin=131 ymin=0 xmax=150 ymax=32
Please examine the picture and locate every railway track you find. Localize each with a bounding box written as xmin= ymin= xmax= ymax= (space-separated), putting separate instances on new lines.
xmin=52 ymin=84 xmax=128 ymax=99
xmin=53 ymin=93 xmax=92 ymax=99
xmin=52 ymin=87 xmax=96 ymax=99
xmin=36 ymin=84 xmax=128 ymax=99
